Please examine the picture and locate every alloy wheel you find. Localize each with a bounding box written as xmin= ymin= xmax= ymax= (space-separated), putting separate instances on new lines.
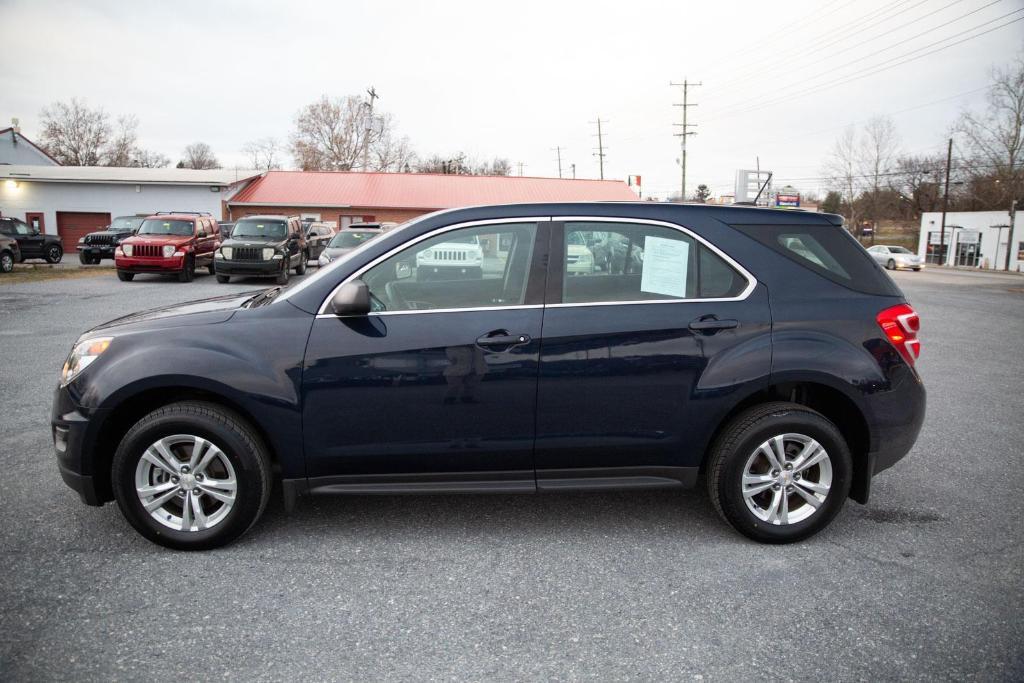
xmin=134 ymin=434 xmax=237 ymax=532
xmin=741 ymin=433 xmax=833 ymax=525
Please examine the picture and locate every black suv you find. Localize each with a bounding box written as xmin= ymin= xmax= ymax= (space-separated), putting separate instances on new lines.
xmin=0 ymin=216 xmax=63 ymax=263
xmin=214 ymin=215 xmax=307 ymax=285
xmin=52 ymin=203 xmax=925 ymax=550
xmin=78 ymin=215 xmax=146 ymax=264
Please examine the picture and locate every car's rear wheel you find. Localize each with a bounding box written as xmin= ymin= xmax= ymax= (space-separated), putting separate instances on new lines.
xmin=111 ymin=401 xmax=272 ymax=551
xmin=0 ymin=251 xmax=13 ymax=273
xmin=117 ymin=270 xmax=135 ymax=281
xmin=45 ymin=244 xmax=63 ymax=264
xmin=178 ymin=255 xmax=195 ymax=283
xmin=706 ymin=402 xmax=852 ymax=544
xmin=887 ymin=259 xmax=896 ymax=270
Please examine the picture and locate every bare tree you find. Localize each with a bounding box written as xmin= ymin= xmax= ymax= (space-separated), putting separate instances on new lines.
xmin=104 ymin=115 xmax=169 ymax=168
xmin=242 ymin=137 xmax=282 ymax=171
xmin=291 ymin=95 xmax=377 ymax=171
xmin=132 ymin=149 xmax=170 ymax=168
xmin=372 ymin=131 xmax=416 ymax=173
xmin=858 ymin=115 xmax=900 ymax=232
xmin=416 ymin=153 xmax=512 ymax=176
xmin=824 ymin=125 xmax=860 ymax=233
xmin=956 ymin=53 xmax=1024 ymax=208
xmin=889 ymin=153 xmax=946 ymax=217
xmin=178 ymin=142 xmax=220 ymax=169
xmin=38 ymin=98 xmax=110 ymax=165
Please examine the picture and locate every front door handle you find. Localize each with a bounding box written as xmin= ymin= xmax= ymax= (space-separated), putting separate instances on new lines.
xmin=476 ymin=329 xmax=531 ymax=348
xmin=688 ymin=316 xmax=739 ymax=333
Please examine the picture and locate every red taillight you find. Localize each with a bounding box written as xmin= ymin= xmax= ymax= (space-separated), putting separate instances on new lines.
xmin=876 ymin=303 xmax=921 ymax=366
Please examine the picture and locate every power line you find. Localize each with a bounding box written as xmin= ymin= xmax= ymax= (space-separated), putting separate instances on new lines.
xmin=670 ymin=80 xmax=701 ymax=200
xmin=590 ymin=118 xmax=607 ymax=180
xmin=710 ymin=0 xmax=1005 ymax=115
xmin=711 ymin=9 xmax=1024 ymax=120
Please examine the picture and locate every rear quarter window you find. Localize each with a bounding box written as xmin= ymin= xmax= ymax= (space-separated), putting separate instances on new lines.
xmin=731 ymin=223 xmax=900 ymax=297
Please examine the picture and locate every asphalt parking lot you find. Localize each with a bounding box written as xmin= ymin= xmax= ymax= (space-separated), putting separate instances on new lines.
xmin=1 ymin=266 xmax=1022 ymax=680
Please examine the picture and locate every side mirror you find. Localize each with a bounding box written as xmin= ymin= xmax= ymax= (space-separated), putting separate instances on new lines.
xmin=331 ymin=280 xmax=371 ymax=316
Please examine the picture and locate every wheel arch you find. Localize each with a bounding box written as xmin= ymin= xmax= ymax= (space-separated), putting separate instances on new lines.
xmin=90 ymin=385 xmax=281 ymax=503
xmin=702 ymin=379 xmax=872 ymax=503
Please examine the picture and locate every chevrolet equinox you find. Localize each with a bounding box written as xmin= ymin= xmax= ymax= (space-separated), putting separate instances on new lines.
xmin=52 ymin=203 xmax=925 ymax=550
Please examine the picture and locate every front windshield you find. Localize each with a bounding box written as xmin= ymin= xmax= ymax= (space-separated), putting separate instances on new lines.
xmin=232 ymin=220 xmax=287 ymax=239
xmin=138 ymin=219 xmax=194 ymax=236
xmin=330 ymin=231 xmax=378 ymax=248
xmin=111 ymin=216 xmax=144 ymax=232
xmin=889 ymin=246 xmax=912 ymax=254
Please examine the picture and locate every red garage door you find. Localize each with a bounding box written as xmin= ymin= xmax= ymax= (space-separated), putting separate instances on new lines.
xmin=56 ymin=212 xmax=112 ymax=251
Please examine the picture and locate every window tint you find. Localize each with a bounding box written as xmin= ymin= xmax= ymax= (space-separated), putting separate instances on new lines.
xmin=562 ymin=222 xmax=746 ymax=303
xmin=10 ymin=219 xmax=31 ymax=236
xmin=138 ymin=219 xmax=194 ymax=236
xmin=732 ymin=223 xmax=901 ymax=297
xmin=363 ymin=223 xmax=537 ymax=312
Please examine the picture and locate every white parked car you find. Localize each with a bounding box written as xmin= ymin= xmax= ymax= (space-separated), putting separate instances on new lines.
xmin=566 ymin=231 xmax=595 ymax=275
xmin=415 ymin=233 xmax=484 ymax=281
xmin=867 ymin=245 xmax=924 ymax=271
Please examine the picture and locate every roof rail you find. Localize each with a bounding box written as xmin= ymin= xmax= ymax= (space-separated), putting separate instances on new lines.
xmin=155 ymin=211 xmax=212 ymax=216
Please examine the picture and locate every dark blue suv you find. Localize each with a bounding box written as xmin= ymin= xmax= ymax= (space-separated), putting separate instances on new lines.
xmin=51 ymin=203 xmax=925 ymax=550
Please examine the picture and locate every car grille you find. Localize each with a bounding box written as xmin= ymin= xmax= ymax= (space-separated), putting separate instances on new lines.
xmin=567 ymin=255 xmax=580 ymax=264
xmin=233 ymin=247 xmax=263 ymax=261
xmin=434 ymin=250 xmax=467 ymax=262
xmin=133 ymin=244 xmax=162 ymax=258
xmin=86 ymin=234 xmax=115 ymax=245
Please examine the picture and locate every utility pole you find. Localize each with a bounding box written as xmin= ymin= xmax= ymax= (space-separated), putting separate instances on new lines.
xmin=1005 ymin=197 xmax=1017 ymax=271
xmin=361 ymin=86 xmax=379 ymax=172
xmin=591 ymin=118 xmax=607 ymax=180
xmin=671 ymin=79 xmax=701 ymax=202
xmin=571 ymin=163 xmax=576 ymax=180
xmin=552 ymin=146 xmax=564 ymax=178
xmin=516 ymin=161 xmax=526 ymax=177
xmin=939 ymin=137 xmax=952 ymax=267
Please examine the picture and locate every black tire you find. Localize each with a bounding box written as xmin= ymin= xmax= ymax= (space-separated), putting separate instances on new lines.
xmin=45 ymin=244 xmax=63 ymax=264
xmin=913 ymin=267 xmax=921 ymax=272
xmin=216 ymin=274 xmax=230 ymax=284
xmin=0 ymin=250 xmax=13 ymax=273
xmin=79 ymin=252 xmax=92 ymax=265
xmin=178 ymin=255 xmax=195 ymax=283
xmin=111 ymin=401 xmax=272 ymax=551
xmin=207 ymin=261 xmax=216 ymax=275
xmin=276 ymin=263 xmax=289 ymax=285
xmin=295 ymin=252 xmax=307 ymax=275
xmin=117 ymin=270 xmax=135 ymax=282
xmin=886 ymin=259 xmax=896 ymax=270
xmin=705 ymin=402 xmax=852 ymax=544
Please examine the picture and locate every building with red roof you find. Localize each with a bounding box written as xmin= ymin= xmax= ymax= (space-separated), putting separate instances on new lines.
xmin=226 ymin=171 xmax=639 ymax=228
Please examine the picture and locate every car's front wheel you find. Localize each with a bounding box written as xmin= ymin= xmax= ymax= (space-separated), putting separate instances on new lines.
xmin=706 ymin=402 xmax=851 ymax=544
xmin=887 ymin=259 xmax=896 ymax=270
xmin=295 ymin=252 xmax=307 ymax=275
xmin=276 ymin=262 xmax=289 ymax=285
xmin=0 ymin=250 xmax=13 ymax=273
xmin=178 ymin=255 xmax=195 ymax=283
xmin=45 ymin=244 xmax=63 ymax=264
xmin=117 ymin=270 xmax=135 ymax=282
xmin=111 ymin=401 xmax=272 ymax=551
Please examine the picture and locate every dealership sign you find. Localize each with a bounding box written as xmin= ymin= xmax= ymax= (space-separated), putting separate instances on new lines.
xmin=776 ymin=193 xmax=800 ymax=207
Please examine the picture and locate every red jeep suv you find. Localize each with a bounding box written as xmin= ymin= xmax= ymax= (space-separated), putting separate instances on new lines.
xmin=115 ymin=212 xmax=221 ymax=282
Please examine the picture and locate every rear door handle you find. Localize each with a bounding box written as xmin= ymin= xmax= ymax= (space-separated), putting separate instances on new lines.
xmin=688 ymin=316 xmax=739 ymax=332
xmin=476 ymin=329 xmax=531 ymax=348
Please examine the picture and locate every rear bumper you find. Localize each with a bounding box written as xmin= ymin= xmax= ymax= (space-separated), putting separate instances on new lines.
xmin=115 ymin=254 xmax=185 ymax=273
xmin=216 ymin=259 xmax=283 ymax=276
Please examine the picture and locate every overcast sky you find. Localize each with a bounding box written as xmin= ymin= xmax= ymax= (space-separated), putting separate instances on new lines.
xmin=1 ymin=0 xmax=1021 ymax=199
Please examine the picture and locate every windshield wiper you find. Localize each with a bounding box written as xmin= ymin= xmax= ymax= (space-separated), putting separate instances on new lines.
xmin=244 ymin=287 xmax=283 ymax=308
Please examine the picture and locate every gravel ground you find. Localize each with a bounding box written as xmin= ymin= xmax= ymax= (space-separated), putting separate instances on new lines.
xmin=1 ymin=267 xmax=1022 ymax=681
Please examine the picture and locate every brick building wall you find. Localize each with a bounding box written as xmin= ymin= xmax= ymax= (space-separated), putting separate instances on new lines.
xmin=226 ymin=205 xmax=430 ymax=225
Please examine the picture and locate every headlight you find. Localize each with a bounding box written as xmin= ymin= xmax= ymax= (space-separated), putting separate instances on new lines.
xmin=122 ymin=244 xmax=133 ymax=257
xmin=61 ymin=337 xmax=113 ymax=385
xmin=263 ymin=247 xmax=275 ymax=260
xmin=319 ymin=252 xmax=333 ymax=264
xmin=221 ymin=246 xmax=233 ymax=259
xmin=162 ymin=245 xmax=176 ymax=258
xmin=419 ymin=250 xmax=432 ymax=260
xmin=78 ymin=237 xmax=86 ymax=244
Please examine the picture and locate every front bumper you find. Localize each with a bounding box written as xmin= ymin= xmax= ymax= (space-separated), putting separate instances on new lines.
xmin=115 ymin=254 xmax=185 ymax=273
xmin=51 ymin=385 xmax=107 ymax=506
xmin=216 ymin=258 xmax=283 ymax=277
xmin=417 ymin=264 xmax=483 ymax=281
xmin=79 ymin=244 xmax=118 ymax=257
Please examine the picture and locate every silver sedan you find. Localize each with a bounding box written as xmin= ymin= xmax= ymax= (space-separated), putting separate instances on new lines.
xmin=867 ymin=245 xmax=924 ymax=271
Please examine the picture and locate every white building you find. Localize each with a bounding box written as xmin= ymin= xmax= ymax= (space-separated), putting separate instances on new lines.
xmin=917 ymin=210 xmax=1020 ymax=272
xmin=0 ymin=166 xmax=261 ymax=249
xmin=0 ymin=126 xmax=59 ymax=166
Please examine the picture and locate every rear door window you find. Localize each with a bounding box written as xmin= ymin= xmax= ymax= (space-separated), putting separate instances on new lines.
xmin=732 ymin=223 xmax=900 ymax=296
